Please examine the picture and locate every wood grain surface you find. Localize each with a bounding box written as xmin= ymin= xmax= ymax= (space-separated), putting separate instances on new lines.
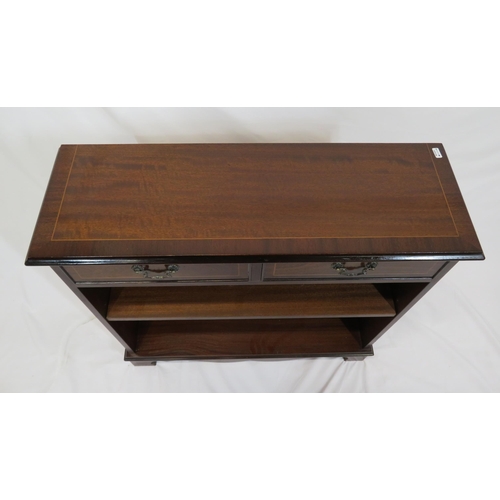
xmin=133 ymin=318 xmax=364 ymax=358
xmin=26 ymin=143 xmax=484 ymax=264
xmin=52 ymin=143 xmax=456 ymax=240
xmin=64 ymin=263 xmax=249 ymax=282
xmin=263 ymin=261 xmax=445 ymax=279
xmin=106 ymin=284 xmax=396 ymax=320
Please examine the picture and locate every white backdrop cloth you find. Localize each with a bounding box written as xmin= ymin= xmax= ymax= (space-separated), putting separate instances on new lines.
xmin=1 ymin=107 xmax=498 ymax=392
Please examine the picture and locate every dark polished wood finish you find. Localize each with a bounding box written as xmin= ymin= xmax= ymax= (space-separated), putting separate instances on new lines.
xmin=50 ymin=266 xmax=137 ymax=352
xmin=64 ymin=263 xmax=249 ymax=283
xmin=359 ymin=262 xmax=458 ymax=347
xmin=129 ymin=319 xmax=367 ymax=360
xmin=26 ymin=144 xmax=484 ymax=365
xmin=263 ymin=261 xmax=445 ymax=280
xmin=26 ymin=143 xmax=483 ymax=265
xmin=106 ymin=284 xmax=396 ymax=321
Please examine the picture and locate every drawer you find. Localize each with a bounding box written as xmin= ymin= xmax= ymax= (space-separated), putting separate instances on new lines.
xmin=263 ymin=261 xmax=445 ymax=280
xmin=64 ymin=263 xmax=250 ymax=283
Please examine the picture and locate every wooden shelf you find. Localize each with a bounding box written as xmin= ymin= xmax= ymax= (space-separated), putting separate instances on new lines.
xmin=27 ymin=144 xmax=483 ymax=365
xmin=107 ymin=284 xmax=396 ymax=321
xmin=129 ymin=318 xmax=368 ymax=360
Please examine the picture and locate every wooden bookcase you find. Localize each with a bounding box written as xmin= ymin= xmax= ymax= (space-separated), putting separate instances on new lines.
xmin=26 ymin=143 xmax=483 ymax=365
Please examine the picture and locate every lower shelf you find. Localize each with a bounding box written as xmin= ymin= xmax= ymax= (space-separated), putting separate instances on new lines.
xmin=125 ymin=318 xmax=373 ymax=361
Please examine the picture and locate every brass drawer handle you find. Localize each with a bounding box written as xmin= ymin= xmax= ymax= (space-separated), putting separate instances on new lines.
xmin=132 ymin=264 xmax=180 ymax=279
xmin=331 ymin=261 xmax=377 ymax=276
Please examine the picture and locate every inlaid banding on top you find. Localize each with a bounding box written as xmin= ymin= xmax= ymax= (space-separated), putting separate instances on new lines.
xmin=51 ymin=143 xmax=458 ymax=242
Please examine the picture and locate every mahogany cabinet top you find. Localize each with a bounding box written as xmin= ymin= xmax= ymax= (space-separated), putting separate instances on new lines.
xmin=26 ymin=143 xmax=484 ymax=265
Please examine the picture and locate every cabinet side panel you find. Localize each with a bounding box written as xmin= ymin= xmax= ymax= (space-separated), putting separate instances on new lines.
xmin=360 ymin=261 xmax=457 ymax=346
xmin=51 ymin=266 xmax=137 ymax=352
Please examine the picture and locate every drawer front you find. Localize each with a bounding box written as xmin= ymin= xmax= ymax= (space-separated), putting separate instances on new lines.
xmin=65 ymin=263 xmax=250 ymax=283
xmin=263 ymin=261 xmax=445 ymax=280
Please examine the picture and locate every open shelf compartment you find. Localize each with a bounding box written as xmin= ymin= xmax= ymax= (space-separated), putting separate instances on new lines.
xmin=106 ymin=284 xmax=396 ymax=321
xmin=78 ymin=282 xmax=431 ymax=362
xmin=126 ymin=318 xmax=371 ymax=360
